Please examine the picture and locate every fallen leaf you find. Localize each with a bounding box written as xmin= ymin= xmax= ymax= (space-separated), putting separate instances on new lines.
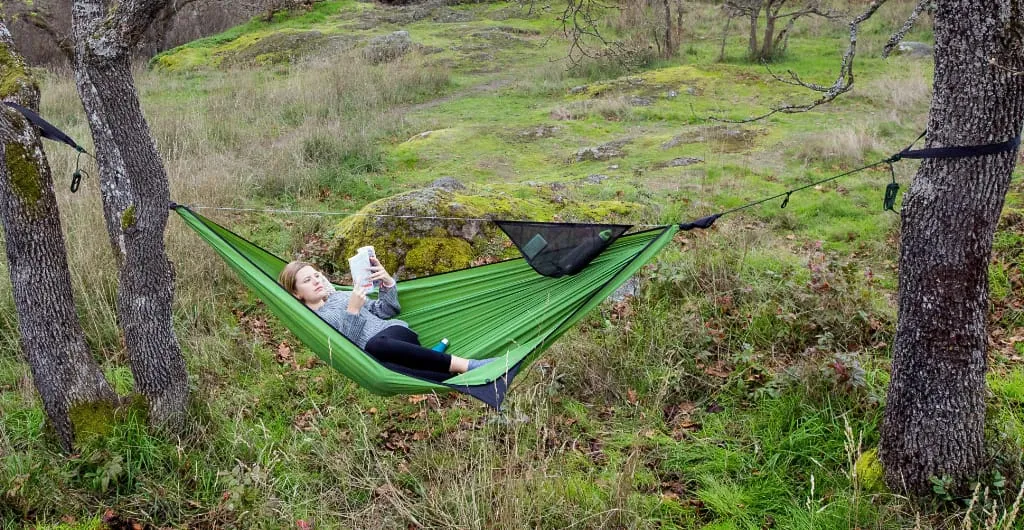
xmin=276 ymin=342 xmax=298 ymax=369
xmin=627 ymin=388 xmax=638 ymax=404
xmin=408 ymin=395 xmax=429 ymax=404
xmin=297 ymin=519 xmax=314 ymax=530
xmin=703 ymin=361 xmax=732 ymax=378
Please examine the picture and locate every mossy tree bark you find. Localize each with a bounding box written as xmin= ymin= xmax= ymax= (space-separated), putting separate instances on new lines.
xmin=71 ymin=0 xmax=189 ymax=429
xmin=0 ymin=22 xmax=118 ymax=452
xmin=879 ymin=0 xmax=1024 ymax=495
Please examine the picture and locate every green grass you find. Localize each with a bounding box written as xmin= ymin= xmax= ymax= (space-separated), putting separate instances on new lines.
xmin=2 ymin=0 xmax=1024 ymax=527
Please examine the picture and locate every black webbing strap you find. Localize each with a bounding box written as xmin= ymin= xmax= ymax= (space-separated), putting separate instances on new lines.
xmin=679 ymin=214 xmax=721 ymax=231
xmin=3 ymin=101 xmax=91 ymax=192
xmin=3 ymin=102 xmax=86 ymax=153
xmin=889 ymin=133 xmax=1021 ymax=162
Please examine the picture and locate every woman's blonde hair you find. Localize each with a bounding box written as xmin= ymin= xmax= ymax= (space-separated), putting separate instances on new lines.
xmin=279 ymin=261 xmax=315 ymax=295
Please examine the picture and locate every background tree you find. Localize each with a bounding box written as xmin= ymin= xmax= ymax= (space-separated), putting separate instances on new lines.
xmin=560 ymin=0 xmax=685 ymax=68
xmin=71 ymin=0 xmax=190 ymax=429
xmin=879 ymin=0 xmax=1024 ymax=495
xmin=721 ymin=0 xmax=835 ymax=62
xmin=720 ymin=0 xmax=1023 ymax=496
xmin=0 ymin=22 xmax=118 ymax=452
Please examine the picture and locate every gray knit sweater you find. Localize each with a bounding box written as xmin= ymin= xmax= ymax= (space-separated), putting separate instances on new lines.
xmin=315 ymin=284 xmax=408 ymax=349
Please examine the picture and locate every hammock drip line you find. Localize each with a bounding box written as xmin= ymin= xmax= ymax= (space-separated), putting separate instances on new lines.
xmin=677 ymin=130 xmax=1022 ymax=232
xmin=3 ymin=102 xmax=92 ymax=193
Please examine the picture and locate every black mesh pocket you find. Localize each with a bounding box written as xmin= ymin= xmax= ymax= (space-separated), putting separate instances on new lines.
xmin=496 ymin=221 xmax=631 ymax=277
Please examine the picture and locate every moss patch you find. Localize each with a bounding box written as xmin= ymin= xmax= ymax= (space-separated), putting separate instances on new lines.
xmin=4 ymin=142 xmax=44 ymax=209
xmin=854 ymin=448 xmax=887 ymax=493
xmin=120 ymin=204 xmax=137 ymax=230
xmin=0 ymin=43 xmax=32 ymax=99
xmin=404 ymin=237 xmax=474 ymax=275
xmin=68 ymin=401 xmax=117 ymax=442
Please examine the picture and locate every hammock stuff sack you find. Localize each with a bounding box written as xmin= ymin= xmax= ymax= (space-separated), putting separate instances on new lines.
xmin=174 ymin=205 xmax=679 ymax=408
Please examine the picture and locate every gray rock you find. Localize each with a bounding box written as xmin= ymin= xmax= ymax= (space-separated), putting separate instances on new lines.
xmin=609 ymin=277 xmax=639 ymax=302
xmin=667 ymin=90 xmax=678 ymax=98
xmin=686 ymin=86 xmax=698 ymax=96
xmin=653 ymin=157 xmax=703 ymax=169
xmin=629 ymin=96 xmax=653 ymax=106
xmin=585 ymin=174 xmax=609 ymax=184
xmin=430 ymin=176 xmax=465 ymax=191
xmin=431 ymin=7 xmax=475 ymax=22
xmin=894 ymin=41 xmax=933 ymax=57
xmin=574 ymin=140 xmax=629 ymax=162
xmin=519 ymin=125 xmax=561 ymax=139
xmin=570 ymin=85 xmax=588 ymax=95
xmin=363 ymin=30 xmax=413 ymax=64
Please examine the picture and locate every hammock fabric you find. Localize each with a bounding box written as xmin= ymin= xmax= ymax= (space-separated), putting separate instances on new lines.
xmin=173 ymin=205 xmax=679 ymax=408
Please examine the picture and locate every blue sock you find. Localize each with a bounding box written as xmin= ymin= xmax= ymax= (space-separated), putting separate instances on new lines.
xmin=467 ymin=358 xmax=496 ymax=371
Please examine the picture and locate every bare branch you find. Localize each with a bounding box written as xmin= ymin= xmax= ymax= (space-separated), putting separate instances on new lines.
xmin=709 ymin=0 xmax=890 ymax=122
xmin=882 ymin=0 xmax=930 ymax=58
xmin=988 ymin=57 xmax=1024 ymax=76
xmin=22 ymin=11 xmax=74 ymax=60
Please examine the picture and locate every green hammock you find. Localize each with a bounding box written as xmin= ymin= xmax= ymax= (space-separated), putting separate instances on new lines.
xmin=174 ymin=205 xmax=679 ymax=408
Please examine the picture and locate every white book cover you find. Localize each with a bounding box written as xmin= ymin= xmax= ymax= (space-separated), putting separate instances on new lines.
xmin=348 ymin=247 xmax=376 ymax=292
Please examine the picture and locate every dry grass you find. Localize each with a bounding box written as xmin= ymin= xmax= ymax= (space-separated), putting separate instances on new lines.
xmin=791 ymin=122 xmax=889 ymax=165
xmin=862 ymin=61 xmax=933 ymax=111
xmin=550 ymin=95 xmax=635 ymax=122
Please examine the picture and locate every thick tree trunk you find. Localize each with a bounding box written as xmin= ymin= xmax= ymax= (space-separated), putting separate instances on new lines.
xmin=71 ymin=0 xmax=189 ymax=429
xmin=0 ymin=23 xmax=117 ymax=452
xmin=879 ymin=0 xmax=1024 ymax=495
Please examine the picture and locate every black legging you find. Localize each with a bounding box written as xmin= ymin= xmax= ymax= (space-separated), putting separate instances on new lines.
xmin=364 ymin=326 xmax=451 ymax=373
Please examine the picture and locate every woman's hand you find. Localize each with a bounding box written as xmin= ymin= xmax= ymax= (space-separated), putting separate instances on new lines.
xmin=368 ymin=257 xmax=396 ymax=288
xmin=347 ymin=283 xmax=367 ymax=314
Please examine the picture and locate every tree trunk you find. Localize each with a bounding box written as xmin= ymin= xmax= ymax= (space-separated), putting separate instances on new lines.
xmin=71 ymin=0 xmax=189 ymax=429
xmin=0 ymin=23 xmax=117 ymax=452
xmin=661 ymin=0 xmax=674 ymax=59
xmin=747 ymin=8 xmax=760 ymax=60
xmin=879 ymin=0 xmax=1024 ymax=495
xmin=760 ymin=10 xmax=776 ymax=60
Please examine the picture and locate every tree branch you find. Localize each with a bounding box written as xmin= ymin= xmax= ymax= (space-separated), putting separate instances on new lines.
xmin=882 ymin=0 xmax=930 ymax=58
xmin=709 ymin=0 xmax=890 ymax=122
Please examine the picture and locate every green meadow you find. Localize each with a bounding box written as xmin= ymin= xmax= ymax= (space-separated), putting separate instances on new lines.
xmin=2 ymin=0 xmax=1022 ymax=527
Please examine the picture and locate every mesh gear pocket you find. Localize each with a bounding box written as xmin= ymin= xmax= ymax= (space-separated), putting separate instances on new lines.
xmin=496 ymin=221 xmax=630 ymax=277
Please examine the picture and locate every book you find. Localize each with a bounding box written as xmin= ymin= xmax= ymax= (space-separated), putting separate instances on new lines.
xmin=348 ymin=246 xmax=379 ymax=293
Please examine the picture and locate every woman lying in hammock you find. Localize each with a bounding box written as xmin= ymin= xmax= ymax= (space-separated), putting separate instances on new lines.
xmin=279 ymin=260 xmax=494 ymax=374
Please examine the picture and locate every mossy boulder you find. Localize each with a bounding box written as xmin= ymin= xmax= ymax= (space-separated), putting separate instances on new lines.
xmin=326 ymin=182 xmax=638 ymax=278
xmin=362 ymin=30 xmax=413 ymax=64
xmin=220 ymin=30 xmax=337 ymax=68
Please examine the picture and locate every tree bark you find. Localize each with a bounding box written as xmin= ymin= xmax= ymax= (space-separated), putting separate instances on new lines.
xmin=71 ymin=0 xmax=189 ymax=429
xmin=760 ymin=1 xmax=778 ymax=60
xmin=0 ymin=22 xmax=117 ymax=452
xmin=748 ymin=8 xmax=760 ymax=60
xmin=879 ymin=0 xmax=1024 ymax=495
xmin=661 ymin=0 xmax=674 ymax=59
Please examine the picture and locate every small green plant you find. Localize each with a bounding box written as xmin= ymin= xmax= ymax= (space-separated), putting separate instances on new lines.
xmin=931 ymin=474 xmax=955 ymax=502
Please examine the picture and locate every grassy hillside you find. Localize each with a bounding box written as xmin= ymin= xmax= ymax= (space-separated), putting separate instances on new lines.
xmin=2 ymin=0 xmax=1023 ymax=528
